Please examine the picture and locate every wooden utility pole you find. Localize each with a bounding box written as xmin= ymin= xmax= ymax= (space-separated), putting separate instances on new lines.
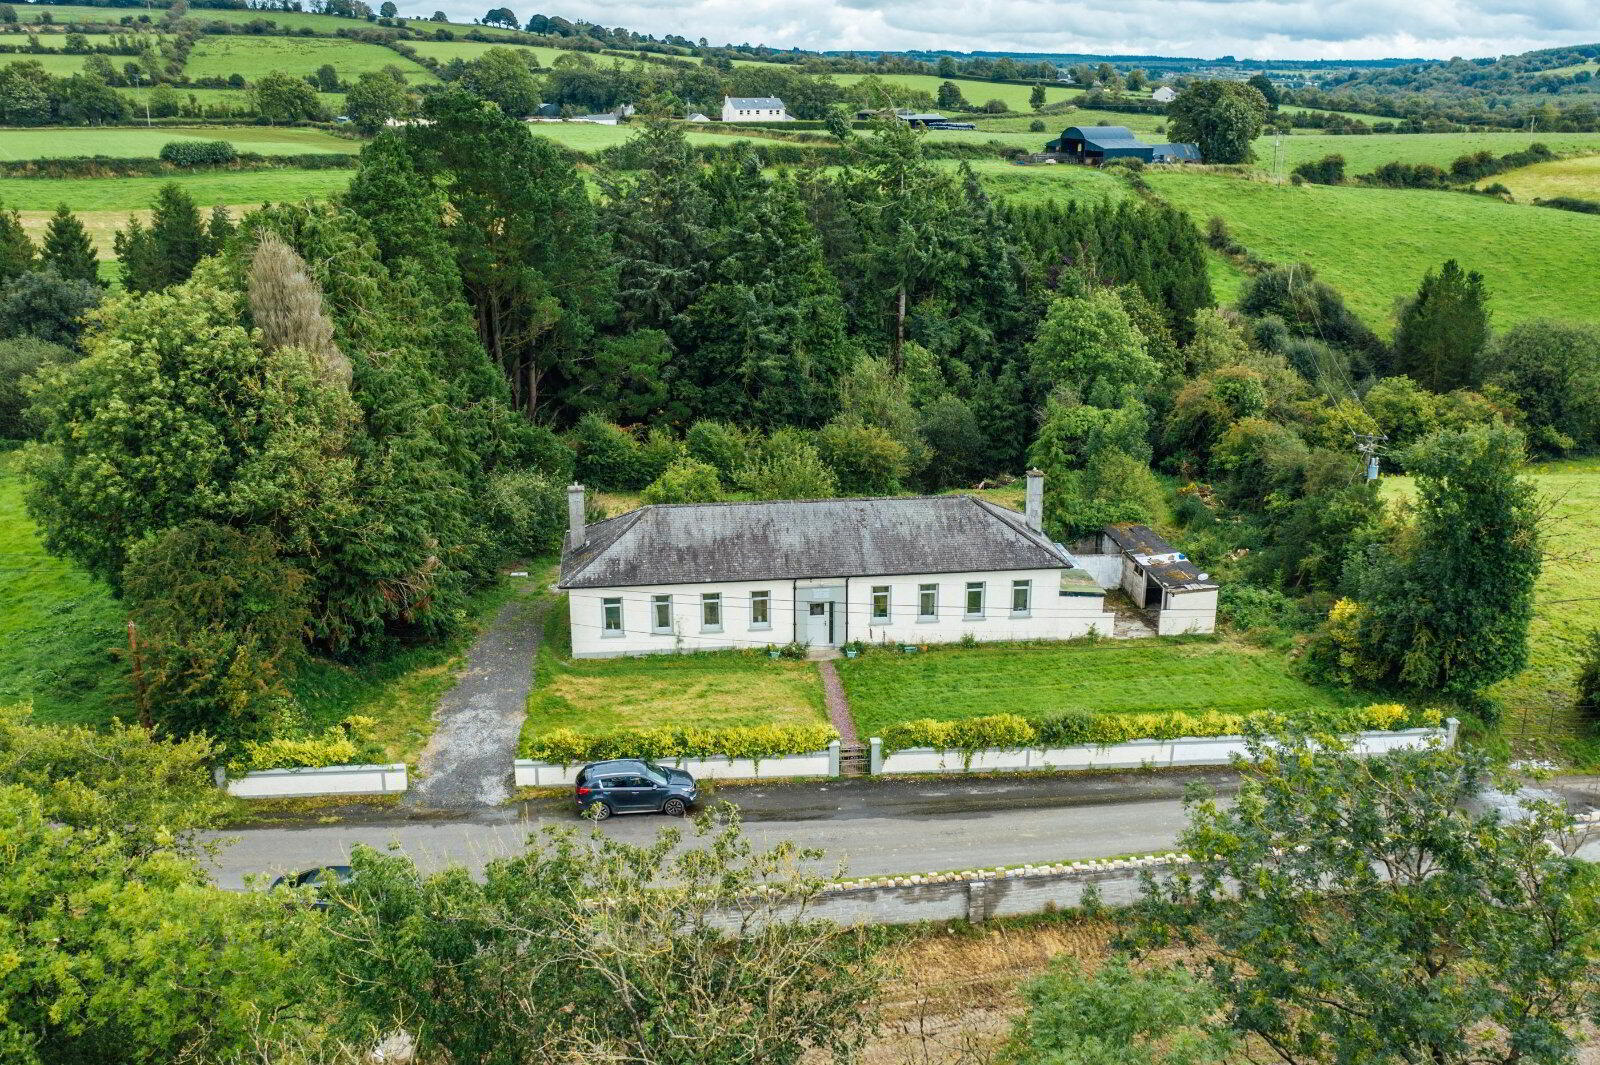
xmin=127 ymin=619 xmax=152 ymax=731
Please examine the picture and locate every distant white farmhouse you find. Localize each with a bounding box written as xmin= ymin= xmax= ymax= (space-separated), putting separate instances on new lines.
xmin=1151 ymin=85 xmax=1177 ymax=103
xmin=721 ymin=95 xmax=791 ymax=121
xmin=558 ymin=472 xmax=1115 ymax=657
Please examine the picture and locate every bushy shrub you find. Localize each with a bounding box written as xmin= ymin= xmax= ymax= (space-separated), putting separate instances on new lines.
xmin=158 ymin=139 xmax=238 ymax=166
xmin=816 ymin=418 xmax=908 ymax=495
xmin=524 ymin=722 xmax=838 ymax=764
xmin=568 ymin=414 xmax=650 ymax=490
xmin=484 ymin=469 xmax=565 ymax=558
xmin=1291 ymin=153 xmax=1345 ymax=185
xmin=880 ymin=714 xmax=1035 ymax=754
xmin=233 ymin=715 xmax=382 ymax=771
xmin=1577 ymin=630 xmax=1600 ymax=730
xmin=1219 ymin=583 xmax=1313 ymax=634
xmin=684 ymin=419 xmax=752 ymax=480
xmin=738 ymin=430 xmax=838 ymax=500
xmin=641 ymin=458 xmax=723 ymax=504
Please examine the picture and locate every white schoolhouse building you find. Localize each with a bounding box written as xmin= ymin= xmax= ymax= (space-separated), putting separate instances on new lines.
xmin=558 ymin=472 xmax=1114 ymax=657
xmin=720 ymin=95 xmax=791 ymax=121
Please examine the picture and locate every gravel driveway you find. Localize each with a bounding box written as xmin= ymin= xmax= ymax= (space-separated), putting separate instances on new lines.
xmin=405 ymin=584 xmax=546 ymax=809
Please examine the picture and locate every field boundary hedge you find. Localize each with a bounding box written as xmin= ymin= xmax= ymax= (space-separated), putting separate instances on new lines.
xmin=0 ymin=151 xmax=357 ymax=178
xmin=524 ymin=722 xmax=838 ymax=764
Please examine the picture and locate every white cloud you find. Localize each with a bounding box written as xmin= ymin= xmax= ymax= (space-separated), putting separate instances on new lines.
xmin=424 ymin=0 xmax=1598 ymax=61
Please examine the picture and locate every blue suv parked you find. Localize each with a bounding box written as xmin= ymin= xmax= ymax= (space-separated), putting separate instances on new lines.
xmin=574 ymin=759 xmax=698 ymax=820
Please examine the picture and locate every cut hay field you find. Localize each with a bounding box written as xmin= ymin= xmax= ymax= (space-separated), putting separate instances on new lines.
xmin=1254 ymin=130 xmax=1600 ymax=176
xmin=0 ymin=125 xmax=354 ymax=161
xmin=1145 ymin=170 xmax=1600 ymax=329
xmin=185 ymin=35 xmax=437 ymax=82
xmin=1481 ymin=154 xmax=1600 ymax=201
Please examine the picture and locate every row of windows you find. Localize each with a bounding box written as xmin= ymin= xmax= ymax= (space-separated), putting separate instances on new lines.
xmin=869 ymin=579 xmax=1031 ymax=622
xmin=599 ymin=580 xmax=1032 ymax=637
xmin=602 ymin=591 xmax=770 ymax=637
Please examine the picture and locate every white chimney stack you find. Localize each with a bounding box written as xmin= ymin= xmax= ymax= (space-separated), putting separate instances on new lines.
xmin=1024 ymin=469 xmax=1044 ymax=531
xmin=566 ymin=483 xmax=587 ymax=552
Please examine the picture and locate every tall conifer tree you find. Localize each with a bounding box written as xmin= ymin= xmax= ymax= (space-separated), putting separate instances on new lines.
xmin=40 ymin=203 xmax=98 ymax=284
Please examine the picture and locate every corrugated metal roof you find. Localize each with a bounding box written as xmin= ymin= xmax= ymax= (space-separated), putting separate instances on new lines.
xmin=1102 ymin=523 xmax=1217 ymax=592
xmin=560 ymin=496 xmax=1071 ymax=589
xmin=1062 ymin=125 xmax=1148 ymax=151
xmin=1152 ymin=142 xmax=1202 ymax=161
xmin=725 ymin=96 xmax=785 ymax=109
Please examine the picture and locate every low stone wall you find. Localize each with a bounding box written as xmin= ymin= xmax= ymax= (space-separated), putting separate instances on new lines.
xmin=514 ymin=743 xmax=840 ymax=788
xmin=219 ymin=763 xmax=409 ymax=799
xmin=871 ymin=721 xmax=1457 ymax=776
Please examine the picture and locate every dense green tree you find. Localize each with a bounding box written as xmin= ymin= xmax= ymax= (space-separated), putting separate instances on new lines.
xmin=0 ymin=336 xmax=68 ymax=439
xmin=1333 ymin=424 xmax=1539 ymax=701
xmin=817 ymin=417 xmax=909 ymax=495
xmin=114 ymin=182 xmax=206 ymax=293
xmin=313 ymin=62 xmax=341 ymax=92
xmin=1237 ymin=263 xmax=1382 ymax=372
xmin=1245 ymin=72 xmax=1280 ymax=108
xmin=1028 ymin=288 xmax=1156 ymax=406
xmin=0 ymin=267 xmax=101 ymax=346
xmin=0 ymin=60 xmax=55 ymax=125
xmin=641 ymin=458 xmax=724 ymax=504
xmin=738 ymin=430 xmax=838 ymax=499
xmin=918 ymin=393 xmax=988 ymax=488
xmin=249 ymin=69 xmax=324 ymax=123
xmin=935 ymin=79 xmax=968 ymax=110
xmin=39 ymin=203 xmax=98 ymax=284
xmin=1029 ymin=82 xmax=1046 ymax=109
xmin=461 ymin=46 xmax=542 ymax=116
xmin=1392 ymin=259 xmax=1490 ymax=392
xmin=379 ymin=0 xmax=397 ymax=14
xmin=0 ymin=202 xmax=35 ymax=284
xmin=1577 ymin=629 xmax=1600 ymax=730
xmin=1166 ymin=80 xmax=1268 ymax=163
xmin=1138 ymin=735 xmax=1598 ymax=1064
xmin=1485 ymin=319 xmax=1600 ymax=455
xmin=344 ymin=67 xmax=411 ymax=133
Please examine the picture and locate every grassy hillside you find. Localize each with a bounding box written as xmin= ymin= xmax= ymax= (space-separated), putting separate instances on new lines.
xmin=971 ymin=159 xmax=1131 ymax=205
xmin=1146 ymin=170 xmax=1600 ymax=329
xmin=0 ymin=50 xmax=105 ymax=76
xmin=1253 ymin=130 xmax=1600 ymax=175
xmin=184 ymin=35 xmax=438 ymax=82
xmin=404 ymin=40 xmax=575 ymax=65
xmin=1482 ymin=154 xmax=1600 ymax=201
xmin=0 ymin=167 xmax=353 ymax=212
xmin=829 ymin=72 xmax=1085 ymax=112
xmin=0 ymin=125 xmax=354 ymax=161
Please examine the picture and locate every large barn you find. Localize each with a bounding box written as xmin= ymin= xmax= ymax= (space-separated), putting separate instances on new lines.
xmin=1045 ymin=125 xmax=1154 ymax=163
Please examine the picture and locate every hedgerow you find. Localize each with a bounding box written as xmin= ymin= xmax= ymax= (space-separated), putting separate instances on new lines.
xmin=880 ymin=703 xmax=1440 ymax=754
xmin=524 ymin=722 xmax=838 ymax=764
xmin=232 ymin=715 xmax=383 ymax=771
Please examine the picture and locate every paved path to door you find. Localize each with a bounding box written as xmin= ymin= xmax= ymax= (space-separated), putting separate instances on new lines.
xmin=818 ymin=659 xmax=860 ymax=746
xmin=405 ymin=584 xmax=546 ymax=810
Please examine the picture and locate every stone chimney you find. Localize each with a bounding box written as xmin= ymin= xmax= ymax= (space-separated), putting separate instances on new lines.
xmin=566 ymin=483 xmax=587 ymax=552
xmin=1024 ymin=469 xmax=1044 ymax=532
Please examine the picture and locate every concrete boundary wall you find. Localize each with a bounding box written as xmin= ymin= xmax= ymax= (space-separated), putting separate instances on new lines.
xmin=871 ymin=721 xmax=1457 ymax=775
xmin=220 ymin=763 xmax=409 ymax=798
xmin=514 ymin=742 xmax=840 ymax=787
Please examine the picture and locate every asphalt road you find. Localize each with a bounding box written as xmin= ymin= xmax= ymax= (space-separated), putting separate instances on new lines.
xmin=205 ymin=770 xmax=1238 ymax=889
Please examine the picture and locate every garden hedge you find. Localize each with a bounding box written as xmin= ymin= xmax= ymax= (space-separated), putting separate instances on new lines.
xmin=524 ymin=722 xmax=838 ymax=765
xmin=232 ymin=715 xmax=382 ymax=771
xmin=880 ymin=703 xmax=1440 ymax=754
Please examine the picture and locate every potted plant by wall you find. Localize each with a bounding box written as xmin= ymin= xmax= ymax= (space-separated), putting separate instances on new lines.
xmin=843 ymin=640 xmax=864 ymax=659
xmin=766 ymin=644 xmax=781 ymax=659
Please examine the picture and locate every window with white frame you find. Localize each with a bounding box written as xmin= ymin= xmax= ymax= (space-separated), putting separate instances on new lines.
xmin=870 ymin=585 xmax=891 ymax=622
xmin=918 ymin=583 xmax=938 ymax=621
xmin=701 ymin=592 xmax=722 ymax=632
xmin=965 ymin=581 xmax=986 ymax=619
xmin=1011 ymin=579 xmax=1032 ymax=616
xmin=750 ymin=590 xmax=771 ymax=629
xmin=601 ymin=597 xmax=623 ymax=636
xmin=651 ymin=594 xmax=671 ymax=634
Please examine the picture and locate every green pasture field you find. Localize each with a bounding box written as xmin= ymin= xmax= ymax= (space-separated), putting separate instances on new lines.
xmin=1481 ymin=154 xmax=1600 ymax=201
xmin=0 ymin=50 xmax=104 ymax=75
xmin=836 ymin=637 xmax=1360 ymax=737
xmin=185 ymin=35 xmax=437 ymax=82
xmin=0 ymin=124 xmax=354 ymax=160
xmin=523 ymin=605 xmax=828 ymax=739
xmin=1253 ymin=130 xmax=1600 ymax=176
xmin=404 ymin=39 xmax=575 ymax=65
xmin=1384 ymin=460 xmax=1600 ymax=765
xmin=1280 ymin=105 xmax=1389 ymax=125
xmin=969 ymin=108 xmax=1167 ymax=138
xmin=828 ymin=72 xmax=1083 ymax=112
xmin=0 ymin=4 xmax=148 ymax=24
xmin=0 ymin=166 xmax=352 ymax=211
xmin=1145 ymin=170 xmax=1600 ymax=329
xmin=119 ymin=84 xmax=346 ymax=111
xmin=969 ymin=158 xmax=1131 ymax=206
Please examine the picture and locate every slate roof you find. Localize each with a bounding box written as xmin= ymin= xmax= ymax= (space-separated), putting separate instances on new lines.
xmin=560 ymin=496 xmax=1072 ymax=589
xmin=725 ymin=96 xmax=785 ymax=109
xmin=1101 ymin=523 xmax=1217 ymax=593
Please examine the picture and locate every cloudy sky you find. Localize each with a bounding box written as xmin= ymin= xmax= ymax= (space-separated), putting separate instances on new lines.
xmin=440 ymin=0 xmax=1597 ymax=61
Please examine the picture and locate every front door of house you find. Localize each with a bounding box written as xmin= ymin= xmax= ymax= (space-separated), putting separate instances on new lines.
xmin=806 ymin=601 xmax=833 ymax=646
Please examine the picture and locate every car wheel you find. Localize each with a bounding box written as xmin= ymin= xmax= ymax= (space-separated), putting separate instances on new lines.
xmin=663 ymin=797 xmax=688 ymax=817
xmin=587 ymin=800 xmax=613 ymax=821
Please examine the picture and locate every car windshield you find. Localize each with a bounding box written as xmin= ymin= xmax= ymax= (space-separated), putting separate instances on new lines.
xmin=641 ymin=763 xmax=668 ymax=784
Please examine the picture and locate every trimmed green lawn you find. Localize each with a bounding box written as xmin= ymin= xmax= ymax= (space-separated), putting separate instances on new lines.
xmin=523 ymin=602 xmax=828 ymax=740
xmin=0 ymin=167 xmax=352 ymax=211
xmin=0 ymin=125 xmax=355 ymax=161
xmin=185 ymin=35 xmax=437 ymax=82
xmin=836 ymin=638 xmax=1362 ymax=737
xmin=828 ymin=73 xmax=1081 ymax=113
xmin=1146 ymin=170 xmax=1600 ymax=330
